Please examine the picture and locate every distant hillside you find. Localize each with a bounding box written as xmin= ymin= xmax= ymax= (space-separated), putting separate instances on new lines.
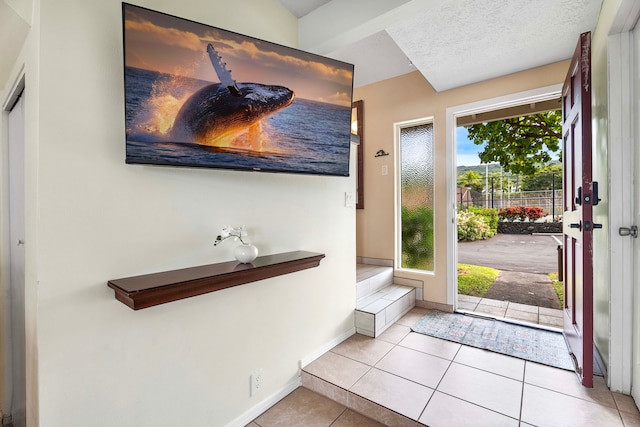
xmin=457 ymin=164 xmax=502 ymax=176
xmin=457 ymin=161 xmax=561 ymax=178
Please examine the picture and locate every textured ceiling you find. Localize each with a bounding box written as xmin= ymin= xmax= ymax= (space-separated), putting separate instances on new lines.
xmin=386 ymin=0 xmax=603 ymax=91
xmin=281 ymin=0 xmax=603 ymax=91
xmin=1 ymin=0 xmax=604 ymax=92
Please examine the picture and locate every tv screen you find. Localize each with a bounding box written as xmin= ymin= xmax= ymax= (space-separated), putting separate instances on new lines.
xmin=122 ymin=3 xmax=354 ymax=176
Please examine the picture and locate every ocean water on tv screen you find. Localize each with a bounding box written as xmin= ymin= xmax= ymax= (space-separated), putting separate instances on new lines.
xmin=125 ymin=67 xmax=351 ymax=176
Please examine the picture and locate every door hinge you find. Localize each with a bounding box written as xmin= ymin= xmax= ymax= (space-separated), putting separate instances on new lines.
xmin=569 ymin=352 xmax=582 ymax=375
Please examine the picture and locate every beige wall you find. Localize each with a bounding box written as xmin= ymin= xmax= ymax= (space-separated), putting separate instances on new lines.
xmin=1 ymin=1 xmax=357 ymax=425
xmin=355 ymin=62 xmax=569 ymax=304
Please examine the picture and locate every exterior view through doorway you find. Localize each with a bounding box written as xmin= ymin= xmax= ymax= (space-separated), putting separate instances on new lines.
xmin=454 ymin=104 xmax=564 ymax=329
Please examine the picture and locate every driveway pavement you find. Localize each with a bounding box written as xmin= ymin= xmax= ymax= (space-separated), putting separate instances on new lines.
xmin=457 ymin=233 xmax=561 ymax=274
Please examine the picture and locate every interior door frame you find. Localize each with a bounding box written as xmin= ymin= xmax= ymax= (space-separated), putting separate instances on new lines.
xmin=607 ymin=0 xmax=640 ymax=394
xmin=632 ymin=22 xmax=640 ymax=405
xmin=1 ymin=70 xmax=26 ymax=425
xmin=445 ymin=85 xmax=562 ymax=308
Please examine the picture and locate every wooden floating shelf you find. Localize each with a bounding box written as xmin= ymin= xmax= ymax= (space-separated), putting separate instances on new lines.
xmin=108 ymin=251 xmax=325 ymax=310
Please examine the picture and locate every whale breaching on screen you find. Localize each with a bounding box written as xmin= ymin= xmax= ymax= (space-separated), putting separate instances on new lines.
xmin=170 ymin=43 xmax=295 ymax=149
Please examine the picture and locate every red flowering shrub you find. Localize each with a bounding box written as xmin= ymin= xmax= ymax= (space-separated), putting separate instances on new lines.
xmin=498 ymin=206 xmax=547 ymax=222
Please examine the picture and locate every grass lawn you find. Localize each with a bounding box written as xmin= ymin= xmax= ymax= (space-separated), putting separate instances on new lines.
xmin=458 ymin=263 xmax=500 ymax=297
xmin=548 ymin=272 xmax=564 ymax=306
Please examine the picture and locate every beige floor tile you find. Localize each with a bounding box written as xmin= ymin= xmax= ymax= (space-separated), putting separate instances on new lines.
xmin=331 ymin=333 xmax=394 ymax=366
xmin=347 ymin=393 xmax=418 ymax=427
xmin=620 ymin=410 xmax=640 ymax=427
xmin=505 ymin=308 xmax=538 ymax=323
xmin=304 ymin=351 xmax=370 ymax=390
xmin=330 ymin=409 xmax=386 ymax=427
xmin=507 ymin=302 xmax=539 ymax=313
xmin=475 ymin=304 xmax=507 ymax=317
xmin=524 ymin=362 xmax=616 ymax=408
xmin=453 ymin=345 xmax=525 ymax=381
xmin=375 ymin=345 xmax=450 ymax=388
xmin=399 ymin=332 xmax=461 ymax=360
xmin=521 ymin=384 xmax=623 ymax=427
xmin=437 ymin=363 xmax=522 ymax=419
xmin=377 ymin=323 xmax=411 ymax=344
xmin=396 ymin=308 xmax=429 ymax=327
xmin=350 ymin=368 xmax=433 ymax=420
xmin=302 ymin=372 xmax=349 ymax=406
xmin=613 ymin=392 xmax=640 ymax=415
xmin=419 ymin=391 xmax=519 ymax=427
xmin=253 ymin=387 xmax=345 ymax=427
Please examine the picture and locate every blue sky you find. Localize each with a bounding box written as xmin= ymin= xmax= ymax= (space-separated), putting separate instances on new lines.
xmin=456 ymin=127 xmax=482 ymax=166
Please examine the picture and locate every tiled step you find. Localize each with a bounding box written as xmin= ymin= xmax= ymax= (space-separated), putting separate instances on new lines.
xmin=356 ymin=264 xmax=393 ymax=300
xmin=355 ymin=284 xmax=416 ymax=337
xmin=301 ymin=372 xmax=419 ymax=426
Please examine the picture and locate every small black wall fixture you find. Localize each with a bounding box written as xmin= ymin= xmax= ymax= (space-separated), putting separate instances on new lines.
xmin=375 ymin=149 xmax=389 ymax=158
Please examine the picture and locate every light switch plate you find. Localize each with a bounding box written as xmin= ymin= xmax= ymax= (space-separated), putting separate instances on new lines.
xmin=345 ymin=192 xmax=355 ymax=207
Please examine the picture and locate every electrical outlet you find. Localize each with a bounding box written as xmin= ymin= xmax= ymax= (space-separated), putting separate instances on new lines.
xmin=250 ymin=369 xmax=263 ymax=396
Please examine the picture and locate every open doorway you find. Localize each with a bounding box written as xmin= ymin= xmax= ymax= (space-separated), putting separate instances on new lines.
xmin=446 ymin=86 xmax=564 ymax=329
xmin=456 ymin=109 xmax=563 ymax=327
xmin=2 ymin=76 xmax=26 ymax=427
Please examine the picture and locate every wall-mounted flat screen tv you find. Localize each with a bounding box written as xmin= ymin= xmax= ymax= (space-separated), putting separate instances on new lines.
xmin=123 ymin=3 xmax=354 ymax=176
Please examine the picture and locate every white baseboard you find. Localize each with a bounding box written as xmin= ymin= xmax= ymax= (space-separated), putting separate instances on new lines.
xmin=300 ymin=327 xmax=356 ymax=369
xmin=225 ymin=327 xmax=356 ymax=427
xmin=225 ymin=377 xmax=301 ymax=427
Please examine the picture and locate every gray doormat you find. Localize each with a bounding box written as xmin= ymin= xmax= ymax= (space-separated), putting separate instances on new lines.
xmin=411 ymin=310 xmax=574 ymax=371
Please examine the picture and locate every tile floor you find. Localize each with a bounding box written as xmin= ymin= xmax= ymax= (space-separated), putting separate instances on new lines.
xmin=458 ymin=294 xmax=564 ymax=329
xmin=250 ymin=308 xmax=640 ymax=427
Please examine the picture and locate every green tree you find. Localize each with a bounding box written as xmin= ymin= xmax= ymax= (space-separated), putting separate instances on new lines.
xmin=466 ymin=111 xmax=561 ymax=175
xmin=521 ymin=164 xmax=562 ymax=191
xmin=457 ymin=170 xmax=483 ymax=192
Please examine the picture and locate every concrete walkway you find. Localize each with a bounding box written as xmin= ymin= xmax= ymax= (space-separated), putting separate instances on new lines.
xmin=483 ymin=271 xmax=561 ymax=309
xmin=458 ymin=294 xmax=564 ymax=329
xmin=457 ymin=233 xmax=564 ymax=326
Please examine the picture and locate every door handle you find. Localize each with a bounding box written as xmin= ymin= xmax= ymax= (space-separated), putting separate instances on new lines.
xmin=569 ymin=222 xmax=581 ymax=230
xmin=619 ymin=226 xmax=638 ymax=238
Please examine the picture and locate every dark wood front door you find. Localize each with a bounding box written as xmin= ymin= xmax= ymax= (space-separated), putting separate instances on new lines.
xmin=562 ymin=31 xmax=594 ymax=388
